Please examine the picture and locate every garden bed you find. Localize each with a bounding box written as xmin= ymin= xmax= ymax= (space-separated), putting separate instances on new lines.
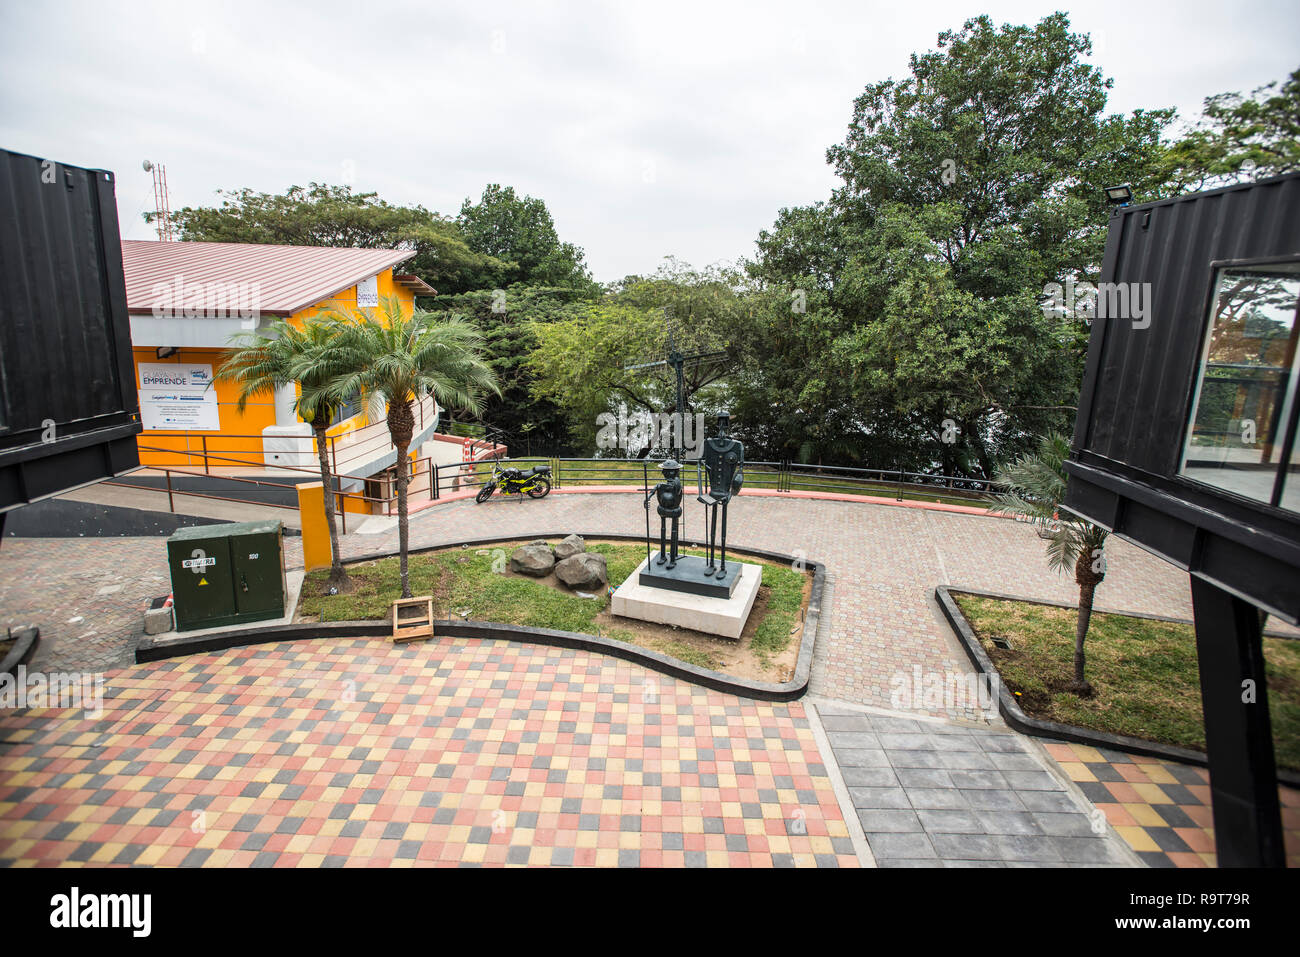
xmin=951 ymin=591 xmax=1300 ymax=771
xmin=297 ymin=539 xmax=811 ymax=682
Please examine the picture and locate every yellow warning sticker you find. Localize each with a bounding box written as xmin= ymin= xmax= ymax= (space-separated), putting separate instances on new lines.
xmin=198 ymin=578 xmax=208 ymax=586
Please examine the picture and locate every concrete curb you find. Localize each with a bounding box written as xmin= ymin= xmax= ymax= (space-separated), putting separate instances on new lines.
xmin=137 ymin=534 xmax=827 ymax=702
xmin=935 ymin=585 xmax=1300 ymax=788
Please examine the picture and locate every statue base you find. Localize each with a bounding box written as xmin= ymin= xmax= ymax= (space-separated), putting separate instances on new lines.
xmin=639 ymin=554 xmax=740 ymax=599
xmin=612 ymin=557 xmax=760 ymax=640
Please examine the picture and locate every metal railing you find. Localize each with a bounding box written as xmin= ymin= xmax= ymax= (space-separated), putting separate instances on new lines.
xmin=106 ymin=442 xmax=1003 ymax=534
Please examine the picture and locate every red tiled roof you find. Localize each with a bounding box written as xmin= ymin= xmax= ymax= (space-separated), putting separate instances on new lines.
xmin=121 ymin=240 xmax=417 ymax=317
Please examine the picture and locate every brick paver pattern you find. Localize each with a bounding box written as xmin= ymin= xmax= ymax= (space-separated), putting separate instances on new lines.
xmin=0 ymin=635 xmax=857 ymax=868
xmin=1045 ymin=741 xmax=1300 ymax=868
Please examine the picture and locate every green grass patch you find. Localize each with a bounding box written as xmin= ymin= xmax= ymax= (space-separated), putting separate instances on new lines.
xmin=953 ymin=593 xmax=1300 ymax=771
xmin=300 ymin=541 xmax=810 ymax=677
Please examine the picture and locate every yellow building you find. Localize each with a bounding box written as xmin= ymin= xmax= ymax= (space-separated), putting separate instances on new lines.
xmin=121 ymin=239 xmax=444 ymax=512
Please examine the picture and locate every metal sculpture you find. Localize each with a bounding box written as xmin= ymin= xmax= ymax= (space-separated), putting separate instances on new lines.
xmin=697 ymin=414 xmax=744 ymax=579
xmin=644 ymin=458 xmax=684 ymax=569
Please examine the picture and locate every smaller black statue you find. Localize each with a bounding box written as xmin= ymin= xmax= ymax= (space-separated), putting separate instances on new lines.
xmin=697 ymin=414 xmax=744 ymax=579
xmin=644 ymin=458 xmax=684 ymax=569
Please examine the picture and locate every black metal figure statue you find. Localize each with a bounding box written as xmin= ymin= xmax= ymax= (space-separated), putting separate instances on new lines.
xmin=697 ymin=414 xmax=744 ymax=579
xmin=644 ymin=458 xmax=685 ymax=569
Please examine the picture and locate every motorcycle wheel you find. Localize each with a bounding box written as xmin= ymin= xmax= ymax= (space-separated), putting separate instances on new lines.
xmin=527 ymin=477 xmax=551 ymax=499
xmin=475 ymin=483 xmax=495 ymax=504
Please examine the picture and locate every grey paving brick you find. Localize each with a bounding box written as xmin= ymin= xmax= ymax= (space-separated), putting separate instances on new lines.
xmin=930 ymin=832 xmax=1000 ymax=860
xmin=877 ymin=732 xmax=934 ymax=750
xmin=895 ymin=767 xmax=952 ymax=788
xmin=987 ymin=750 xmax=1044 ymax=771
xmin=839 ymin=766 xmax=900 ymax=788
xmin=878 ymin=857 xmax=941 ymax=867
xmin=905 ymin=787 xmax=969 ymax=810
xmin=848 ymin=787 xmax=912 ymax=810
xmin=1032 ymin=812 xmax=1098 ymax=837
xmin=864 ymin=831 xmax=937 ymax=859
xmin=835 ymin=748 xmax=891 ymax=768
xmin=857 ymin=809 xmax=923 ymax=833
xmin=960 ymin=788 xmax=1025 ymax=811
xmin=827 ymin=731 xmax=881 ymax=750
xmin=819 ymin=714 xmax=875 ymax=734
xmin=947 ymin=768 xmax=1008 ymax=789
xmin=976 ymin=734 xmax=1026 ymax=753
xmin=1002 ymin=769 xmax=1066 ymax=791
xmin=1018 ymin=790 xmax=1082 ymax=813
xmin=943 ymin=859 xmax=1010 ymax=867
xmin=885 ymin=749 xmax=945 ymax=769
xmin=917 ymin=808 xmax=984 ymax=834
xmin=1052 ymin=836 xmax=1128 ymax=864
xmin=869 ymin=716 xmax=923 ymax=733
xmin=973 ymin=810 xmax=1043 ymax=835
xmin=935 ymin=749 xmax=999 ymax=770
xmin=994 ymin=834 xmax=1064 ymax=863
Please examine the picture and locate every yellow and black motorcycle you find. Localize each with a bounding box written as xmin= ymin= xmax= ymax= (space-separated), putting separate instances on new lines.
xmin=475 ymin=458 xmax=552 ymax=503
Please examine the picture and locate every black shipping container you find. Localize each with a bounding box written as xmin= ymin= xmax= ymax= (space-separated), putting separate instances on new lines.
xmin=0 ymin=147 xmax=141 ymax=513
xmin=1065 ymin=171 xmax=1300 ymax=623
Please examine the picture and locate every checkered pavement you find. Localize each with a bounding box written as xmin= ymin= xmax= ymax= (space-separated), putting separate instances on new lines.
xmin=1045 ymin=741 xmax=1300 ymax=868
xmin=0 ymin=635 xmax=858 ymax=868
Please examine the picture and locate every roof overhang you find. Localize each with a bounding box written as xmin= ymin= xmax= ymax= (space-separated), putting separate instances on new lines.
xmin=393 ymin=274 xmax=437 ymax=297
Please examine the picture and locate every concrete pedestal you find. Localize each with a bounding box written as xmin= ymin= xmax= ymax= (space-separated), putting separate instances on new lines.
xmin=611 ymin=558 xmax=760 ymax=640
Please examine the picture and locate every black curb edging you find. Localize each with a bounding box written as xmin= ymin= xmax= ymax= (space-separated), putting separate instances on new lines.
xmin=1 ymin=626 xmax=39 ymax=677
xmin=936 ymin=585 xmax=1300 ymax=788
xmin=136 ymin=534 xmax=826 ymax=702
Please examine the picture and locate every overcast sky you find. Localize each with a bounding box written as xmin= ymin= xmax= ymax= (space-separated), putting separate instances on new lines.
xmin=2 ymin=1 xmax=1297 ymax=283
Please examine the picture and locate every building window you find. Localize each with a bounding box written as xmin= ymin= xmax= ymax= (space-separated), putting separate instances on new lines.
xmin=1180 ymin=261 xmax=1300 ymax=512
xmin=331 ymin=391 xmax=364 ymax=426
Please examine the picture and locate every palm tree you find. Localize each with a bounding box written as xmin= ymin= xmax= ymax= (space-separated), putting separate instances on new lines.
xmin=306 ymin=295 xmax=498 ymax=598
xmin=215 ymin=317 xmax=356 ymax=594
xmin=988 ymin=432 xmax=1108 ymax=696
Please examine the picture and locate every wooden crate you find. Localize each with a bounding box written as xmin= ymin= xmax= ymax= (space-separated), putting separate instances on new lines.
xmin=391 ymin=595 xmax=435 ymax=643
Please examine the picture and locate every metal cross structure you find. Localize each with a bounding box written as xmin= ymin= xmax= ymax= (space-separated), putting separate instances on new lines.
xmin=621 ymin=308 xmax=726 ymax=461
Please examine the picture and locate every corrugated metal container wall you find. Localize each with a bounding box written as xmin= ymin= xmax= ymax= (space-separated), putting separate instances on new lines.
xmin=1074 ymin=174 xmax=1300 ymax=476
xmin=0 ymin=148 xmax=140 ymax=511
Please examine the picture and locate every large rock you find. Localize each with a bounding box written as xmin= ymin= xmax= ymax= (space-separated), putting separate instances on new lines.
xmin=510 ymin=543 xmax=555 ymax=577
xmin=554 ymin=533 xmax=586 ymax=560
xmin=555 ymin=552 xmax=608 ymax=590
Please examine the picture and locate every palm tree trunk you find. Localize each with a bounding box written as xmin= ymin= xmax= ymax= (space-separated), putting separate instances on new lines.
xmin=314 ymin=422 xmax=349 ymax=593
xmin=396 ymin=441 xmax=411 ymax=598
xmin=387 ymin=399 xmax=417 ymax=600
xmin=1072 ymin=548 xmax=1103 ymax=695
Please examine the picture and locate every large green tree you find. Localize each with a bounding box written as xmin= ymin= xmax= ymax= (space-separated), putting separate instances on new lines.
xmin=159 ymin=183 xmax=508 ymax=294
xmin=746 ymin=13 xmax=1174 ymax=477
xmin=527 ymin=261 xmax=743 ymax=454
xmin=424 ymin=285 xmax=592 ymax=455
xmin=1160 ymin=66 xmax=1300 ymax=193
xmin=456 ymin=184 xmax=597 ymax=293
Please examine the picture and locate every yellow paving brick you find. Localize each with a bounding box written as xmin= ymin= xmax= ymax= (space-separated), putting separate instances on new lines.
xmin=1114 ymin=825 xmax=1161 ymax=852
xmin=1132 ymin=783 xmax=1174 ymax=804
xmin=1056 ymin=761 xmax=1097 ymax=782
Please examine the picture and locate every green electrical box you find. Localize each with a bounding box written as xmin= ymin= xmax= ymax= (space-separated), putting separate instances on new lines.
xmin=166 ymin=520 xmax=286 ymax=631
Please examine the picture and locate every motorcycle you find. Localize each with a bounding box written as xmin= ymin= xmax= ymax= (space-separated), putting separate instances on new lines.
xmin=475 ymin=458 xmax=552 ymax=503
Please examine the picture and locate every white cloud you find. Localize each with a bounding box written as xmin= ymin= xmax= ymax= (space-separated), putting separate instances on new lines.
xmin=1 ymin=0 xmax=1296 ymax=281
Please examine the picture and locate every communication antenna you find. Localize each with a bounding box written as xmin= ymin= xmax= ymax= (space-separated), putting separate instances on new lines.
xmin=142 ymin=159 xmax=174 ymax=241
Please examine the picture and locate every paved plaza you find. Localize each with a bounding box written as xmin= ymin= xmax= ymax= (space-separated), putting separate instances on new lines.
xmin=2 ymin=490 xmax=1297 ymax=867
